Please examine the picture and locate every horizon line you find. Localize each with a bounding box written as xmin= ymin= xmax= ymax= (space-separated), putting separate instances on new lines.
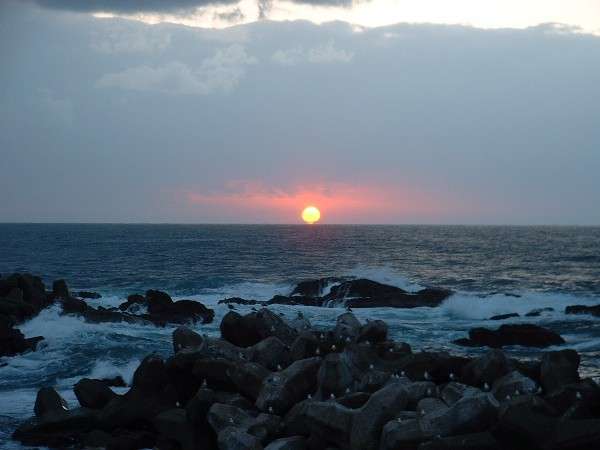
xmin=1 ymin=222 xmax=599 ymax=227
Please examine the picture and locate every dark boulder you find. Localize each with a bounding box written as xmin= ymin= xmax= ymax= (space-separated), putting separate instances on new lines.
xmin=525 ymin=307 xmax=554 ymax=317
xmin=267 ymin=295 xmax=323 ymax=307
xmin=0 ymin=273 xmax=49 ymax=312
xmin=290 ymin=277 xmax=343 ymax=297
xmin=265 ymin=436 xmax=307 ymax=450
xmin=358 ymin=320 xmax=388 ymax=343
xmin=118 ymin=294 xmax=146 ymax=311
xmin=290 ymin=332 xmax=319 ymax=362
xmin=173 ymin=326 xmax=204 ymax=353
xmin=418 ymin=432 xmax=501 ymax=450
xmin=455 ymin=324 xmax=565 ymax=348
xmin=461 ymin=349 xmax=511 ymax=388
xmin=540 ymin=349 xmax=580 ymax=393
xmin=256 ymin=357 xmax=321 ymax=414
xmin=488 ymin=313 xmax=519 ymax=321
xmin=323 ymin=279 xmax=452 ymax=308
xmin=74 ymin=378 xmax=117 ymax=409
xmin=153 ymin=408 xmax=196 ymax=450
xmin=316 ymin=353 xmax=354 ymax=399
xmin=0 ymin=316 xmax=44 ymax=357
xmin=565 ymin=304 xmax=600 ymax=317
xmin=34 ymin=387 xmax=69 ymax=417
xmin=146 ymin=289 xmax=174 ymax=314
xmin=334 ymin=312 xmax=362 ymax=342
xmin=52 ymin=279 xmax=70 ymax=299
xmin=221 ymin=308 xmax=298 ymax=347
xmin=248 ymin=336 xmax=290 ymax=371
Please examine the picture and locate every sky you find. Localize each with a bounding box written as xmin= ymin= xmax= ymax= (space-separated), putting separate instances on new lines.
xmin=1 ymin=0 xmax=599 ymax=224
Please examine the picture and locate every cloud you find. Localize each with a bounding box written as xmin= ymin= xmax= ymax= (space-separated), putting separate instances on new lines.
xmin=179 ymin=180 xmax=465 ymax=223
xmin=272 ymin=40 xmax=353 ymax=65
xmin=214 ymin=7 xmax=244 ymax=23
xmin=90 ymin=26 xmax=172 ymax=54
xmin=95 ymin=44 xmax=257 ymax=95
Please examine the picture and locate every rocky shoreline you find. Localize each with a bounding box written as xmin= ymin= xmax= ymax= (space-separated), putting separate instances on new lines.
xmin=2 ymin=273 xmax=600 ymax=449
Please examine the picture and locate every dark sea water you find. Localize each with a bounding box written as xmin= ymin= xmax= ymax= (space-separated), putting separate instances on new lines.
xmin=1 ymin=224 xmax=600 ymax=447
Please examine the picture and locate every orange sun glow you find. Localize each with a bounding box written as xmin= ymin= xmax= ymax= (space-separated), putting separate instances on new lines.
xmin=301 ymin=206 xmax=321 ymax=224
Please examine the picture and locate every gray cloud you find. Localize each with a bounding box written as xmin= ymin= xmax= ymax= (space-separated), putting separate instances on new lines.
xmin=96 ymin=45 xmax=257 ymax=95
xmin=272 ymin=40 xmax=353 ymax=65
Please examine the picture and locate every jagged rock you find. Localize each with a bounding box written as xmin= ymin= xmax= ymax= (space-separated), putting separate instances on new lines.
xmin=208 ymin=403 xmax=280 ymax=444
xmin=52 ymin=279 xmax=70 ymax=299
xmin=12 ymin=407 xmax=97 ymax=448
xmin=540 ymin=349 xmax=580 ymax=393
xmin=358 ymin=320 xmax=388 ymax=343
xmin=265 ymin=436 xmax=307 ymax=450
xmin=491 ymin=371 xmax=537 ymax=400
xmin=217 ymin=427 xmax=263 ymax=450
xmin=317 ymin=353 xmax=354 ymax=399
xmin=75 ymin=291 xmax=101 ymax=299
xmin=248 ymin=336 xmax=290 ymax=371
xmin=0 ymin=316 xmax=44 ymax=357
xmin=418 ymin=431 xmax=501 ymax=449
xmin=419 ymin=393 xmax=498 ymax=438
xmin=221 ymin=309 xmax=298 ymax=347
xmin=34 ymin=387 xmax=69 ymax=417
xmin=565 ymin=304 xmax=600 ymax=317
xmin=219 ymin=297 xmax=263 ymax=306
xmin=455 ymin=324 xmax=565 ymax=348
xmin=74 ymin=378 xmax=116 ymax=409
xmin=118 ymin=294 xmax=145 ymax=311
xmin=256 ymin=357 xmax=321 ymax=414
xmin=488 ymin=313 xmax=519 ymax=320
xmin=153 ymin=408 xmax=196 ymax=450
xmin=334 ymin=312 xmax=362 ymax=342
xmin=323 ymin=279 xmax=451 ymax=308
xmin=173 ymin=326 xmax=204 ymax=353
xmin=290 ymin=278 xmax=343 ymax=297
xmin=525 ymin=307 xmax=554 ymax=317
xmin=380 ymin=418 xmax=427 ymax=450
xmin=440 ymin=383 xmax=481 ymax=406
xmin=290 ymin=332 xmax=319 ymax=361
xmin=0 ymin=273 xmax=49 ymax=312
xmin=228 ymin=361 xmax=271 ymax=401
xmin=267 ymin=295 xmax=322 ymax=307
xmin=350 ymin=383 xmax=409 ymax=450
xmin=337 ymin=392 xmax=371 ymax=409
xmin=300 ymin=401 xmax=354 ymax=449
xmin=461 ymin=349 xmax=511 ymax=387
xmin=133 ymin=355 xmax=169 ymax=393
xmin=146 ymin=289 xmax=174 ymax=313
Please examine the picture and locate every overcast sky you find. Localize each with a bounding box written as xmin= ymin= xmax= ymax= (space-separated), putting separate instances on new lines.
xmin=1 ymin=0 xmax=599 ymax=224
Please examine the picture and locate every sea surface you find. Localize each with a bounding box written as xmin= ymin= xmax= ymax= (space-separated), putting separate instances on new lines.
xmin=1 ymin=224 xmax=600 ymax=447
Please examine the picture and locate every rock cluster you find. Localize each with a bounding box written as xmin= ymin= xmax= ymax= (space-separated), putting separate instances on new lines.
xmin=220 ymin=277 xmax=453 ymax=309
xmin=13 ymin=309 xmax=600 ymax=450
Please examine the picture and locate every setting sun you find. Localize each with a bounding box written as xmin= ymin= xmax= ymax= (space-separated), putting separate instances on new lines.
xmin=301 ymin=206 xmax=321 ymax=224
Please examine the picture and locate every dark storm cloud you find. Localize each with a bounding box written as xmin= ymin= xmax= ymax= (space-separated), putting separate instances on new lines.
xmin=33 ymin=0 xmax=356 ymax=14
xmin=33 ymin=0 xmax=237 ymax=13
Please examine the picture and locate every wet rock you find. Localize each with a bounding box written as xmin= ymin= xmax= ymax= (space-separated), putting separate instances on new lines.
xmin=146 ymin=289 xmax=174 ymax=313
xmin=153 ymin=408 xmax=195 ymax=450
xmin=418 ymin=432 xmax=501 ymax=450
xmin=565 ymin=304 xmax=600 ymax=317
xmin=488 ymin=313 xmax=519 ymax=321
xmin=118 ymin=293 xmax=145 ymax=311
xmin=75 ymin=291 xmax=102 ymax=299
xmin=74 ymin=378 xmax=117 ymax=409
xmin=419 ymin=393 xmax=498 ymax=438
xmin=491 ymin=371 xmax=537 ymax=400
xmin=540 ymin=349 xmax=580 ymax=393
xmin=0 ymin=316 xmax=44 ymax=357
xmin=0 ymin=273 xmax=49 ymax=312
xmin=357 ymin=320 xmax=388 ymax=343
xmin=256 ymin=357 xmax=321 ymax=414
xmin=208 ymin=403 xmax=280 ymax=444
xmin=221 ymin=308 xmax=298 ymax=347
xmin=265 ymin=436 xmax=307 ymax=450
xmin=34 ymin=387 xmax=69 ymax=417
xmin=52 ymin=279 xmax=70 ymax=299
xmin=248 ymin=336 xmax=290 ymax=371
xmin=334 ymin=312 xmax=362 ymax=342
xmin=524 ymin=307 xmax=554 ymax=317
xmin=455 ymin=324 xmax=565 ymax=348
xmin=133 ymin=355 xmax=169 ymax=393
xmin=317 ymin=353 xmax=354 ymax=399
xmin=217 ymin=427 xmax=263 ymax=450
xmin=290 ymin=277 xmax=343 ymax=298
xmin=219 ymin=297 xmax=264 ymax=306
xmin=440 ymin=383 xmax=482 ymax=406
xmin=290 ymin=332 xmax=319 ymax=362
xmin=323 ymin=279 xmax=451 ymax=308
xmin=267 ymin=295 xmax=322 ymax=307
xmin=380 ymin=418 xmax=427 ymax=450
xmin=350 ymin=383 xmax=409 ymax=450
xmin=12 ymin=407 xmax=97 ymax=448
xmin=173 ymin=326 xmax=204 ymax=353
xmin=461 ymin=349 xmax=512 ymax=387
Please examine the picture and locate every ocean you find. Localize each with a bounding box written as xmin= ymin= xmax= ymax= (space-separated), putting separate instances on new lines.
xmin=1 ymin=224 xmax=600 ymax=447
